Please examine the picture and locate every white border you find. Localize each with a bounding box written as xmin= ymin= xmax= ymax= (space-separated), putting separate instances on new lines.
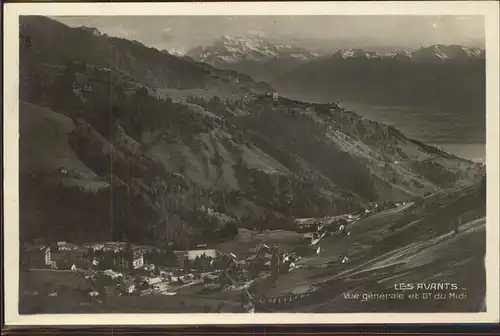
xmin=3 ymin=1 xmax=499 ymax=326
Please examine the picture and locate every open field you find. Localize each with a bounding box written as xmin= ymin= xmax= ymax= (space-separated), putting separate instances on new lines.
xmin=216 ymin=228 xmax=305 ymax=257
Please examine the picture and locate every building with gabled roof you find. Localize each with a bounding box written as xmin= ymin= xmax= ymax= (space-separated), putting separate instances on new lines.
xmin=21 ymin=244 xmax=51 ymax=269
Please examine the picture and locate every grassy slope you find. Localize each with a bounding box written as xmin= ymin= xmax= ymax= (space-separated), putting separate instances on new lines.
xmin=237 ymin=97 xmax=481 ymax=201
xmin=19 ymin=102 xmax=109 ymax=191
xmin=145 ymin=122 xmax=290 ymax=191
xmin=258 ymin=183 xmax=486 ymax=312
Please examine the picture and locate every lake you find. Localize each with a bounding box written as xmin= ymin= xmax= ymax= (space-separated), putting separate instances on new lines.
xmin=341 ymin=101 xmax=486 ymax=162
xmin=431 ymin=143 xmax=485 ymax=163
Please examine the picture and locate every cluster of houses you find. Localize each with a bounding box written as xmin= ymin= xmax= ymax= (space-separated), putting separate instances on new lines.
xmin=21 ymin=241 xmax=218 ymax=273
xmin=292 ymin=200 xmax=409 ymax=236
xmin=328 ymin=100 xmax=344 ymax=110
xmin=21 ymin=201 xmax=409 ymax=276
xmin=21 ymin=237 xmax=324 ymax=313
xmin=292 ymin=215 xmax=355 ymax=234
xmin=82 ymin=245 xmax=229 ymax=299
xmin=22 ymin=201 xmax=415 ymax=310
xmin=265 ymin=92 xmax=280 ymax=101
xmin=366 ymin=200 xmax=408 ymax=214
xmin=21 ymin=244 xmax=53 ymax=269
xmin=20 ymin=241 xmax=228 ymax=302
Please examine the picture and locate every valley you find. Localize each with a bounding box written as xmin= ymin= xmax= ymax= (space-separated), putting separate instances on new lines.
xmin=17 ymin=15 xmax=487 ymax=314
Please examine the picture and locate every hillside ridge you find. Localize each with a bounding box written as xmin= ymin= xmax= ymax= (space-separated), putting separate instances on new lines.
xmin=19 ymin=16 xmax=485 ymax=249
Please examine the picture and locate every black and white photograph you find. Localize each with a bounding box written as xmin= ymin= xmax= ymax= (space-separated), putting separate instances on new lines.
xmin=3 ymin=1 xmax=499 ymax=325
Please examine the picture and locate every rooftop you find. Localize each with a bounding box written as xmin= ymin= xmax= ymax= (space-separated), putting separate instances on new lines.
xmin=293 ymin=216 xmax=347 ymax=226
xmin=23 ymin=244 xmax=49 ymax=251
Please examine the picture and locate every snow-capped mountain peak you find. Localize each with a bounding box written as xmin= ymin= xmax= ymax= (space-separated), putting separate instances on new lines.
xmin=329 ymin=45 xmax=485 ymax=61
xmin=411 ymin=44 xmax=485 ymax=61
xmin=187 ymin=38 xmax=485 ymax=68
xmin=333 ymin=48 xmax=380 ymax=59
xmin=186 ymin=35 xmax=320 ymax=64
xmin=161 ymin=48 xmax=186 ymax=57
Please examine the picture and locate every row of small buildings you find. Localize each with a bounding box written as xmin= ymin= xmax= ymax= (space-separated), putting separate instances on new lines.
xmin=292 ymin=200 xmax=409 ymax=234
xmin=21 ymin=241 xmax=219 ymax=272
xmin=292 ymin=215 xmax=353 ymax=233
xmin=20 ymin=243 xmax=145 ymax=271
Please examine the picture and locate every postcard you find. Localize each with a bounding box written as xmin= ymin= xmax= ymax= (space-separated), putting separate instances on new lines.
xmin=3 ymin=1 xmax=499 ymax=326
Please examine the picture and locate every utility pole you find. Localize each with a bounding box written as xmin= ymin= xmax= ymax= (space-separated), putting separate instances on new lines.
xmin=108 ymin=46 xmax=114 ymax=241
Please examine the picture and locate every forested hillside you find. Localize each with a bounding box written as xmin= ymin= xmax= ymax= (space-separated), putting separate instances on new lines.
xmin=19 ymin=16 xmax=484 ymax=248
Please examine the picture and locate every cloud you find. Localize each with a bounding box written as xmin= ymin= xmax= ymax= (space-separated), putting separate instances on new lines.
xmin=248 ymin=29 xmax=265 ymax=37
xmin=53 ymin=15 xmax=485 ymax=52
xmin=161 ymin=31 xmax=174 ymax=42
xmin=107 ymin=26 xmax=139 ymax=39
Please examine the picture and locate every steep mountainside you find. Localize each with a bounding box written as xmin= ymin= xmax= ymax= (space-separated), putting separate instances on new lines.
xmin=21 ymin=16 xmax=272 ymax=93
xmin=19 ymin=16 xmax=484 ymax=249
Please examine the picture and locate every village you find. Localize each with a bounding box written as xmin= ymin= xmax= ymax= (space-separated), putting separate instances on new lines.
xmin=20 ymin=200 xmax=410 ymax=313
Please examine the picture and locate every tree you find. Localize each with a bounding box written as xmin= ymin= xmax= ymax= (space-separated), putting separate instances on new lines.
xmin=51 ymin=61 xmax=78 ymax=114
xmin=134 ymin=275 xmax=143 ymax=288
xmin=183 ymin=257 xmax=191 ymax=272
xmin=215 ymin=302 xmax=225 ymax=313
xmin=78 ymin=61 xmax=87 ymax=72
xmin=64 ymin=61 xmax=77 ymax=81
xmin=97 ymin=283 xmax=107 ymax=304
xmin=192 ymin=256 xmax=201 ymax=271
xmin=218 ymin=222 xmax=238 ymax=241
xmin=29 ymin=72 xmax=44 ymax=104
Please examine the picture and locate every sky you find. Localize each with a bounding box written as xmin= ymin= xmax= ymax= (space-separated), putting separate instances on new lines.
xmin=53 ymin=15 xmax=485 ymax=54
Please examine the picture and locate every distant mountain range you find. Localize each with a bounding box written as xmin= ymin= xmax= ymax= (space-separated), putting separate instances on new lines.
xmin=330 ymin=44 xmax=485 ymax=61
xmin=187 ymin=36 xmax=485 ymax=64
xmin=187 ymin=36 xmax=486 ymax=118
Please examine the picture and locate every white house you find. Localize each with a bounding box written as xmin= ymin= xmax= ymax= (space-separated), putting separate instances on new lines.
xmin=186 ymin=249 xmax=217 ymax=260
xmin=266 ymin=92 xmax=279 ymax=101
xmin=121 ymin=280 xmax=135 ymax=294
xmin=143 ymin=264 xmax=155 ymax=272
xmin=103 ymin=269 xmax=123 ymax=279
xmin=146 ymin=277 xmax=162 ymax=286
xmin=303 ymin=233 xmax=314 ymax=240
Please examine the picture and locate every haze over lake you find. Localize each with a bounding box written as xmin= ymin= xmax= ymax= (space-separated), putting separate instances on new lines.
xmin=339 ymin=101 xmax=485 ymax=162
